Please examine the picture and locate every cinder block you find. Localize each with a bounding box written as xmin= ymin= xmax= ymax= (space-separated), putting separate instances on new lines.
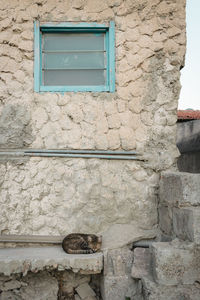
xmin=173 ymin=207 xmax=200 ymax=244
xmin=151 ymin=242 xmax=200 ymax=285
xmin=159 ymin=172 xmax=200 ymax=207
xmin=131 ymin=248 xmax=151 ymax=279
xmin=142 ymin=277 xmax=200 ymax=300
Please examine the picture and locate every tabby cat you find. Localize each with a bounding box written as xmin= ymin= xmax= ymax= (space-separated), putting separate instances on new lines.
xmin=62 ymin=233 xmax=102 ymax=254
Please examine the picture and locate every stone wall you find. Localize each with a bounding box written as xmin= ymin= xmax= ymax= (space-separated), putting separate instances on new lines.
xmin=0 ymin=270 xmax=100 ymax=300
xmin=0 ymin=0 xmax=186 ymax=236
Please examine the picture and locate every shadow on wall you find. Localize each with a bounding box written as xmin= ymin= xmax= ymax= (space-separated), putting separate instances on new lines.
xmin=177 ymin=110 xmax=200 ymax=173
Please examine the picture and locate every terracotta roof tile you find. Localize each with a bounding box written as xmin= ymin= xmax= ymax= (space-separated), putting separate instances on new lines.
xmin=177 ymin=110 xmax=200 ymax=120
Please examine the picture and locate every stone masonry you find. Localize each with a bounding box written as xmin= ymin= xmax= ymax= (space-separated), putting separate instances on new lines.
xmin=0 ymin=0 xmax=186 ymax=299
xmin=130 ymin=172 xmax=200 ymax=300
xmin=0 ymin=0 xmax=186 ymax=237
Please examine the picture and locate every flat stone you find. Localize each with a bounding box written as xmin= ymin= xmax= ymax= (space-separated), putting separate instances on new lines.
xmin=103 ymin=246 xmax=134 ymax=277
xmin=159 ymin=172 xmax=200 ymax=207
xmin=75 ymin=283 xmax=96 ymax=299
xmin=173 ymin=207 xmax=200 ymax=244
xmin=101 ymin=224 xmax=157 ymax=250
xmin=151 ymin=242 xmax=200 ymax=285
xmin=0 ymin=247 xmax=103 ymax=276
xmin=131 ymin=248 xmax=151 ymax=279
xmin=101 ymin=275 xmax=138 ymax=300
xmin=142 ymin=276 xmax=200 ymax=300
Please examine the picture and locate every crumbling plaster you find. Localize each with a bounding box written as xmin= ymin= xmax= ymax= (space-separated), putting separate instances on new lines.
xmin=0 ymin=0 xmax=186 ymax=235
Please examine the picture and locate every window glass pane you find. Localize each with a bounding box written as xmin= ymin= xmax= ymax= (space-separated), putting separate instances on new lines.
xmin=43 ymin=52 xmax=106 ymax=69
xmin=43 ymin=33 xmax=105 ymax=51
xmin=43 ymin=70 xmax=106 ymax=86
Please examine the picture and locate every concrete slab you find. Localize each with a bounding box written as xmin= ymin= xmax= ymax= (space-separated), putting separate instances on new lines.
xmin=0 ymin=247 xmax=103 ymax=276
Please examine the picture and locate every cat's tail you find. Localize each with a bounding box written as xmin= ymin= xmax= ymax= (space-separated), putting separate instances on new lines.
xmin=67 ymin=249 xmax=93 ymax=254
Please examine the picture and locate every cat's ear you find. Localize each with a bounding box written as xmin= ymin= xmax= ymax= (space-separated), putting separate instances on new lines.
xmin=88 ymin=236 xmax=93 ymax=242
xmin=98 ymin=236 xmax=102 ymax=243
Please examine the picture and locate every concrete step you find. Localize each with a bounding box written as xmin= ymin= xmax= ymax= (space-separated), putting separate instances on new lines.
xmin=159 ymin=172 xmax=200 ymax=207
xmin=151 ymin=242 xmax=200 ymax=286
xmin=0 ymin=247 xmax=103 ymax=276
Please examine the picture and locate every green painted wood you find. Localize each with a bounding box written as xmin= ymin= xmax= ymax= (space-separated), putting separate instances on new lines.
xmin=40 ymin=22 xmax=108 ymax=28
xmin=108 ymin=21 xmax=115 ymax=92
xmin=34 ymin=21 xmax=40 ymax=92
xmin=40 ymin=85 xmax=109 ymax=92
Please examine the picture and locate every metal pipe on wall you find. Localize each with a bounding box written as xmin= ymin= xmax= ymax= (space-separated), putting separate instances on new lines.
xmin=24 ymin=153 xmax=143 ymax=160
xmin=24 ymin=149 xmax=139 ymax=155
xmin=0 ymin=149 xmax=144 ymax=160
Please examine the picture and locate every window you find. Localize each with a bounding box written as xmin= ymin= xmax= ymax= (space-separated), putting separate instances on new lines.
xmin=34 ymin=21 xmax=115 ymax=92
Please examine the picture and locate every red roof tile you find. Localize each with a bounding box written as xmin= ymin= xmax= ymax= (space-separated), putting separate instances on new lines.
xmin=177 ymin=110 xmax=200 ymax=120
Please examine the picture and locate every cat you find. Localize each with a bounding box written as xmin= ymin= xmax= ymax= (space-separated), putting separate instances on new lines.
xmin=62 ymin=233 xmax=102 ymax=254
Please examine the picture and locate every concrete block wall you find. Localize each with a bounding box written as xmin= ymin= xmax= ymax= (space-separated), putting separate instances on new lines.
xmin=131 ymin=172 xmax=200 ymax=300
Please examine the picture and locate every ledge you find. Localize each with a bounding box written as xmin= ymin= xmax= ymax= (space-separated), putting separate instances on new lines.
xmin=0 ymin=247 xmax=103 ymax=276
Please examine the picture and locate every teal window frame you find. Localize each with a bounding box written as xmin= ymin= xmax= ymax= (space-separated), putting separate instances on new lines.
xmin=34 ymin=21 xmax=115 ymax=93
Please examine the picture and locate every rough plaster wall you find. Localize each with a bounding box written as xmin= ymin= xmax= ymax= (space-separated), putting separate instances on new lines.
xmin=0 ymin=159 xmax=158 ymax=235
xmin=0 ymin=0 xmax=186 ymax=235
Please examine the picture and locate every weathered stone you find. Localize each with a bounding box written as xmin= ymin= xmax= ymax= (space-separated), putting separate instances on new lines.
xmin=102 ymin=224 xmax=157 ymax=250
xmin=18 ymin=41 xmax=33 ymax=52
xmin=101 ymin=275 xmax=138 ymax=300
xmin=107 ymin=129 xmax=120 ymax=149
xmin=103 ymin=246 xmax=133 ymax=277
xmin=151 ymin=242 xmax=200 ymax=286
xmin=142 ymin=276 xmax=200 ymax=300
xmin=119 ymin=126 xmax=136 ymax=150
xmin=107 ymin=114 xmax=121 ymax=129
xmin=131 ymin=248 xmax=151 ymax=279
xmin=159 ymin=172 xmax=200 ymax=207
xmin=173 ymin=207 xmax=200 ymax=244
xmin=0 ymin=279 xmax=23 ymax=291
xmin=0 ymin=247 xmax=103 ymax=276
xmin=0 ymin=104 xmax=33 ymax=148
xmin=3 ymin=272 xmax=58 ymax=300
xmin=158 ymin=206 xmax=173 ymax=236
xmin=76 ymin=283 xmax=96 ymax=299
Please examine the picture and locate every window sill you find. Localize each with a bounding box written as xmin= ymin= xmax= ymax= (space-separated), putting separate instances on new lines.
xmin=39 ymin=85 xmax=110 ymax=92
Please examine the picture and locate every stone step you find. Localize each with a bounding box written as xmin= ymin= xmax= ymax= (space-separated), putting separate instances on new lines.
xmin=151 ymin=242 xmax=200 ymax=286
xmin=173 ymin=207 xmax=200 ymax=244
xmin=0 ymin=247 xmax=103 ymax=276
xmin=159 ymin=172 xmax=200 ymax=207
xmin=142 ymin=276 xmax=200 ymax=300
